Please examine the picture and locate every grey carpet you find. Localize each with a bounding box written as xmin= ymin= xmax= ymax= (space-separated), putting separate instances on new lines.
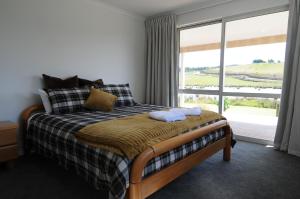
xmin=1 ymin=141 xmax=300 ymax=199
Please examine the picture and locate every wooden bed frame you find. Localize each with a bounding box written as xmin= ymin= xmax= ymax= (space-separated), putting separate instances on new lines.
xmin=22 ymin=104 xmax=232 ymax=199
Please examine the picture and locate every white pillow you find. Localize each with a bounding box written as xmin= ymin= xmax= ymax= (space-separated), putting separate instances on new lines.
xmin=38 ymin=89 xmax=52 ymax=114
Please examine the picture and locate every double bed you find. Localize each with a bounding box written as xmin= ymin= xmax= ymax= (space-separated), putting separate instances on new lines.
xmin=22 ymin=103 xmax=232 ymax=199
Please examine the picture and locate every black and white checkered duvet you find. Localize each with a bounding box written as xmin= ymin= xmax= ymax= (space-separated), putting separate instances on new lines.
xmin=27 ymin=104 xmax=225 ymax=199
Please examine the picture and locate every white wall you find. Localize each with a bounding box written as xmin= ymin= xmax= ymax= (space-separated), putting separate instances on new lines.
xmin=0 ymin=0 xmax=145 ymax=122
xmin=177 ymin=0 xmax=289 ymax=26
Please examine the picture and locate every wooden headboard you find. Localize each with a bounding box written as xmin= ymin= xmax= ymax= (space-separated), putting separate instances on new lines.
xmin=21 ymin=104 xmax=44 ymax=154
xmin=21 ymin=104 xmax=44 ymax=130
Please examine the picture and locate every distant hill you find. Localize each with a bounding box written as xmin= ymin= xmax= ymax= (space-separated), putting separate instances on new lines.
xmin=184 ymin=63 xmax=284 ymax=89
xmin=203 ymin=63 xmax=283 ymax=80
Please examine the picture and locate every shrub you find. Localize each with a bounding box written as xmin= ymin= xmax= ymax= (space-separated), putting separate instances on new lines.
xmin=252 ymin=59 xmax=266 ymax=63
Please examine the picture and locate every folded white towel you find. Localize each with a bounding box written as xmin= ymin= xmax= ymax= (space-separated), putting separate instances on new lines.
xmin=169 ymin=107 xmax=202 ymax=116
xmin=149 ymin=111 xmax=186 ymax=122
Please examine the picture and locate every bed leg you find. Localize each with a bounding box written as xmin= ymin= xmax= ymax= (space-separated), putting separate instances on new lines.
xmin=128 ymin=183 xmax=142 ymax=199
xmin=223 ymin=125 xmax=231 ymax=161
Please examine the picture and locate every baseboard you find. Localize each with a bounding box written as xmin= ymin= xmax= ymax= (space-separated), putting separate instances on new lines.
xmin=288 ymin=149 xmax=300 ymax=157
xmin=235 ymin=135 xmax=274 ymax=146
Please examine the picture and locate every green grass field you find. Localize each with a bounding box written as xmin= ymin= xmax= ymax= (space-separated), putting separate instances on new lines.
xmin=184 ymin=63 xmax=283 ymax=89
xmin=181 ymin=103 xmax=277 ymax=117
xmin=181 ymin=63 xmax=283 ymax=110
xmin=185 ymin=74 xmax=282 ymax=88
xmin=204 ymin=63 xmax=283 ymax=79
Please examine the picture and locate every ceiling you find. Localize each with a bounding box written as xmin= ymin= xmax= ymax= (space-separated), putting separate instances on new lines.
xmin=97 ymin=0 xmax=231 ymax=17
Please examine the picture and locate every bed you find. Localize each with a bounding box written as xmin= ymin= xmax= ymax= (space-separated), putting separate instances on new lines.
xmin=22 ymin=103 xmax=232 ymax=199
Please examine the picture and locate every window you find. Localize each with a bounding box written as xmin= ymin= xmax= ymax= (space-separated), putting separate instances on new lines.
xmin=179 ymin=23 xmax=221 ymax=90
xmin=224 ymin=12 xmax=287 ymax=94
xmin=179 ymin=10 xmax=289 ymax=142
xmin=178 ymin=94 xmax=219 ymax=112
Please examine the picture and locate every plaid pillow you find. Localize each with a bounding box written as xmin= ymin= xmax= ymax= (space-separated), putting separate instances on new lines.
xmin=102 ymin=84 xmax=136 ymax=107
xmin=47 ymin=87 xmax=90 ymax=114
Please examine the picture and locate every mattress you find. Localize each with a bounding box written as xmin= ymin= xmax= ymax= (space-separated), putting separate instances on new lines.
xmin=27 ymin=104 xmax=225 ymax=199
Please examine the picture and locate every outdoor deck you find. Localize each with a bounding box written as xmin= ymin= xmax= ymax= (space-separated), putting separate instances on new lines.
xmin=223 ymin=106 xmax=277 ymax=142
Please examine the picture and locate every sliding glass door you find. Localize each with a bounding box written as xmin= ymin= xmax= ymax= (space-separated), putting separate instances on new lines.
xmin=179 ymin=10 xmax=289 ymax=143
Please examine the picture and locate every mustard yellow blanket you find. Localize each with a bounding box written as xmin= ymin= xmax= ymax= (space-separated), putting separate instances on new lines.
xmin=75 ymin=110 xmax=224 ymax=159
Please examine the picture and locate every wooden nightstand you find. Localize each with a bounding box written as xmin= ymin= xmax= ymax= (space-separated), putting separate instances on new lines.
xmin=0 ymin=121 xmax=18 ymax=167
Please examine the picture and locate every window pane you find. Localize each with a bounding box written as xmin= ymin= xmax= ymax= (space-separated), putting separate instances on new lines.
xmin=224 ymin=11 xmax=288 ymax=94
xmin=178 ymin=94 xmax=219 ymax=112
xmin=179 ymin=23 xmax=222 ymax=90
xmin=223 ymin=96 xmax=280 ymax=141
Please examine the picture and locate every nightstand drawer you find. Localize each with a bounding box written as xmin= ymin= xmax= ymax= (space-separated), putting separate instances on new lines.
xmin=0 ymin=145 xmax=18 ymax=162
xmin=0 ymin=128 xmax=17 ymax=146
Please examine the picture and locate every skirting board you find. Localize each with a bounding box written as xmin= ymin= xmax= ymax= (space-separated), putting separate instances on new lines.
xmin=288 ymin=149 xmax=300 ymax=158
xmin=235 ymin=135 xmax=274 ymax=146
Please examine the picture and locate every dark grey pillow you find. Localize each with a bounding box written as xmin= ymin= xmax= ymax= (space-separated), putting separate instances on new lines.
xmin=42 ymin=74 xmax=79 ymax=89
xmin=78 ymin=78 xmax=104 ymax=88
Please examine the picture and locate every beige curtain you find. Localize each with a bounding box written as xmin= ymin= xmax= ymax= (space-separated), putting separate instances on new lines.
xmin=145 ymin=14 xmax=178 ymax=107
xmin=274 ymin=0 xmax=300 ymax=157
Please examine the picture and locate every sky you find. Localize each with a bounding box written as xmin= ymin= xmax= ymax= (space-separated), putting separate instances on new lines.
xmin=181 ymin=43 xmax=287 ymax=68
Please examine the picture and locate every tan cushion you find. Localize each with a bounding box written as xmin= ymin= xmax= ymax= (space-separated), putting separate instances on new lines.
xmin=84 ymin=87 xmax=117 ymax=112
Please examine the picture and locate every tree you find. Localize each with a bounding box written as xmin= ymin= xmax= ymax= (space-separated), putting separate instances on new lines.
xmin=224 ymin=97 xmax=230 ymax=111
xmin=268 ymin=59 xmax=275 ymax=63
xmin=252 ymin=59 xmax=266 ymax=64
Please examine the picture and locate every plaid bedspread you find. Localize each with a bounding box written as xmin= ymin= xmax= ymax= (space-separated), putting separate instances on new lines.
xmin=27 ymin=104 xmax=225 ymax=199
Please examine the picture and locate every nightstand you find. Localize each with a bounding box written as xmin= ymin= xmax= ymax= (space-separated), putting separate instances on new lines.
xmin=0 ymin=121 xmax=18 ymax=167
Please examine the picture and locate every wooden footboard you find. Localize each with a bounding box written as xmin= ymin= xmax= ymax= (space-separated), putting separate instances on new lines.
xmin=128 ymin=120 xmax=231 ymax=199
xmin=21 ymin=104 xmax=231 ymax=199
